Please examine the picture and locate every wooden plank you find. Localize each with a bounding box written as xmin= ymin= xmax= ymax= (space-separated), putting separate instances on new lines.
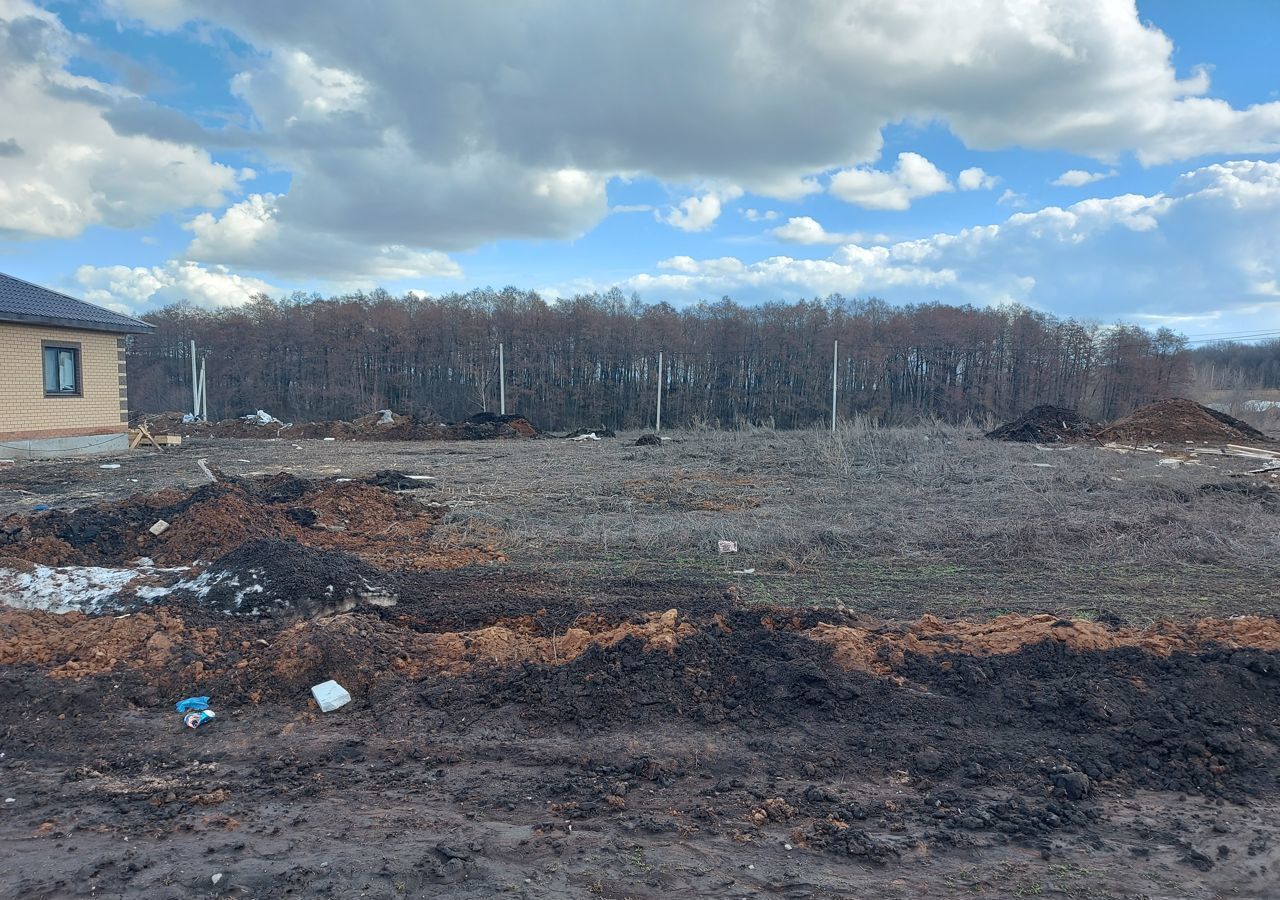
xmin=1227 ymin=443 xmax=1280 ymax=458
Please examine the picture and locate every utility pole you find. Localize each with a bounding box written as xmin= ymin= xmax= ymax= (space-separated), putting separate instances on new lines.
xmin=656 ymin=350 xmax=663 ymax=433
xmin=190 ymin=340 xmax=200 ymax=419
xmin=199 ymin=355 xmax=208 ymax=422
xmin=498 ymin=342 xmax=506 ymax=415
xmin=831 ymin=339 xmax=838 ymax=432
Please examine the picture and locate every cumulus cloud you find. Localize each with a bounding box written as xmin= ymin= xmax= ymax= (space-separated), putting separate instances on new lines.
xmin=771 ymin=216 xmax=874 ymax=245
xmin=184 ymin=193 xmax=462 ymax=281
xmin=742 ymin=208 xmax=778 ymax=222
xmin=1053 ymin=169 xmax=1118 ymax=187
xmin=957 ymin=167 xmax=999 ymax=191
xmin=998 ymin=189 xmax=1028 ymax=208
xmin=0 ymin=1 xmax=242 ymax=239
xmin=829 ymin=153 xmax=952 ymax=210
xmin=90 ymin=0 xmax=1280 ymax=268
xmin=659 ymin=185 xmax=744 ymax=232
xmin=613 ymin=160 xmax=1280 ymax=330
xmin=76 ymin=261 xmax=277 ymax=311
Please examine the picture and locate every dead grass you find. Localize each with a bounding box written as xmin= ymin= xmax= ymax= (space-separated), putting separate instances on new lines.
xmin=3 ymin=424 xmax=1278 ymax=617
xmin=451 ymin=423 xmax=1280 ymax=572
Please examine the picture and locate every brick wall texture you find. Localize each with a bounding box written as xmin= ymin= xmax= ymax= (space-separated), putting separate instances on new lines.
xmin=0 ymin=322 xmax=129 ymax=440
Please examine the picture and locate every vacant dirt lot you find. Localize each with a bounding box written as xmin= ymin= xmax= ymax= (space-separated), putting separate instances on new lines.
xmin=2 ymin=427 xmax=1280 ymax=898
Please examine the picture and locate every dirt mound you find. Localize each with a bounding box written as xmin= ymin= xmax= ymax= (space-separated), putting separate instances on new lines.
xmin=451 ymin=412 xmax=538 ymax=439
xmin=635 ymin=433 xmax=662 ymax=446
xmin=805 ymin=613 xmax=1280 ymax=678
xmin=1094 ymin=398 xmax=1268 ymax=444
xmin=176 ymin=539 xmax=399 ymax=618
xmin=361 ymin=470 xmax=436 ymax=491
xmin=986 ymin=405 xmax=1090 ymax=443
xmin=0 ymin=473 xmax=498 ymax=571
xmin=142 ymin=409 xmax=539 ymax=442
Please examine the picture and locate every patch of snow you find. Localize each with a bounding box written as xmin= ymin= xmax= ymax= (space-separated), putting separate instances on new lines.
xmin=0 ymin=563 xmax=178 ymax=614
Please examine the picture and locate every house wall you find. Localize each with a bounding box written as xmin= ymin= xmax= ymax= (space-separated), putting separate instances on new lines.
xmin=0 ymin=322 xmax=129 ymax=454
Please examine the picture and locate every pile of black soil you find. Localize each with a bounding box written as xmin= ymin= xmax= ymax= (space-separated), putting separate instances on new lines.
xmin=362 ymin=470 xmax=436 ymax=491
xmin=452 ymin=412 xmax=538 ymax=439
xmin=175 ymin=539 xmax=398 ymax=618
xmin=419 ymin=613 xmax=1280 ymax=806
xmin=986 ymin=405 xmax=1090 ymax=443
xmin=635 ymin=433 xmax=663 ymax=446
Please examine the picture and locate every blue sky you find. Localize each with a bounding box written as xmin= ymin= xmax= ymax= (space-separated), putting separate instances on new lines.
xmin=2 ymin=1 xmax=1280 ymax=339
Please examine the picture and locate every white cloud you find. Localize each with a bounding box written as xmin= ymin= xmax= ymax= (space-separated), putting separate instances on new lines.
xmin=88 ymin=0 xmax=1280 ymax=268
xmin=957 ymin=167 xmax=999 ymax=191
xmin=0 ymin=0 xmax=241 ymax=239
xmin=771 ymin=216 xmax=874 ymax=245
xmin=1053 ymin=169 xmax=1118 ymax=187
xmin=997 ymin=188 xmax=1028 ymax=208
xmin=76 ymin=261 xmax=277 ymax=311
xmin=184 ymin=193 xmax=462 ymax=281
xmin=612 ymin=160 xmax=1280 ymax=331
xmin=742 ymin=208 xmax=778 ymax=222
xmin=830 ymin=152 xmax=952 ymax=210
xmin=659 ymin=185 xmax=743 ymax=232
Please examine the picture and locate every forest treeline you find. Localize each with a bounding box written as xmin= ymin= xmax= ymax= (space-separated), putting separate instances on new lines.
xmin=127 ymin=288 xmax=1196 ymax=430
xmin=1190 ymin=339 xmax=1280 ymax=396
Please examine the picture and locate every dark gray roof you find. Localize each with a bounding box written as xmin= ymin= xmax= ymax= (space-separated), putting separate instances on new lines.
xmin=0 ymin=271 xmax=154 ymax=334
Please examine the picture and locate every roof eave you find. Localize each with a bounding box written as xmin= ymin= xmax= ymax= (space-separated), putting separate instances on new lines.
xmin=0 ymin=311 xmax=155 ymax=334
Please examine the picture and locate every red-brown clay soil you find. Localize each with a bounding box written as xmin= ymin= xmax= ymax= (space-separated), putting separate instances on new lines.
xmin=1093 ymin=397 xmax=1269 ymax=444
xmin=0 ymin=473 xmax=501 ymax=572
xmin=806 ymin=612 xmax=1280 ymax=677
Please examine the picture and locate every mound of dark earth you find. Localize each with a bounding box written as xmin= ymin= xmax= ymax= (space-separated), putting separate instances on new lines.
xmin=175 ymin=539 xmax=398 ymax=618
xmin=986 ymin=405 xmax=1090 ymax=443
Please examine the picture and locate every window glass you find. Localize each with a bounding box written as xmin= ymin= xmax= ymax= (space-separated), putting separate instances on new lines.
xmin=42 ymin=346 xmax=79 ymax=393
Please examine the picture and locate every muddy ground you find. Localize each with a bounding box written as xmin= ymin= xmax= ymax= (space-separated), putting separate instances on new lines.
xmin=3 ymin=431 xmax=1280 ymax=898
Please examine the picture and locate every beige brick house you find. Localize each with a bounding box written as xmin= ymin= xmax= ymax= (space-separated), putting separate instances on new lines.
xmin=0 ymin=272 xmax=154 ymax=459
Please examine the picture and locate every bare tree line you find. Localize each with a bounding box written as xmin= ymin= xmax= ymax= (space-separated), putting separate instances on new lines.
xmin=126 ymin=288 xmax=1193 ymax=430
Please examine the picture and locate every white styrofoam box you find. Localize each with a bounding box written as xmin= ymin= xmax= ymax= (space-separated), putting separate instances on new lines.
xmin=310 ymin=679 xmax=351 ymax=712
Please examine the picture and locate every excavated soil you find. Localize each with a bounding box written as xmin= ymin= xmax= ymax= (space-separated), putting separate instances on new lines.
xmin=4 ymin=596 xmax=1280 ymax=897
xmin=1094 ymin=397 xmax=1269 ymax=444
xmin=986 ymin=405 xmax=1091 ymax=443
xmin=0 ymin=472 xmax=498 ymax=572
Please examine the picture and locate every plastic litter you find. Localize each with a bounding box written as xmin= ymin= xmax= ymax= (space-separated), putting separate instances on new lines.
xmin=184 ymin=710 xmax=216 ymax=729
xmin=149 ymin=519 xmax=170 ymax=536
xmin=311 ymin=680 xmax=351 ymax=712
xmin=182 ymin=413 xmax=197 ymax=424
xmin=717 ymin=540 xmax=738 ymax=554
xmin=32 ymin=504 xmax=49 ymax=512
xmin=99 ymin=464 xmax=121 ymax=469
xmin=376 ymin=409 xmax=395 ymax=425
xmin=571 ymin=432 xmax=600 ymax=441
xmin=175 ymin=696 xmax=210 ymax=713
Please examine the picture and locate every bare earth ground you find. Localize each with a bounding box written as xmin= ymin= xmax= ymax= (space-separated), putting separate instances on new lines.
xmin=3 ymin=427 xmax=1280 ymax=898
